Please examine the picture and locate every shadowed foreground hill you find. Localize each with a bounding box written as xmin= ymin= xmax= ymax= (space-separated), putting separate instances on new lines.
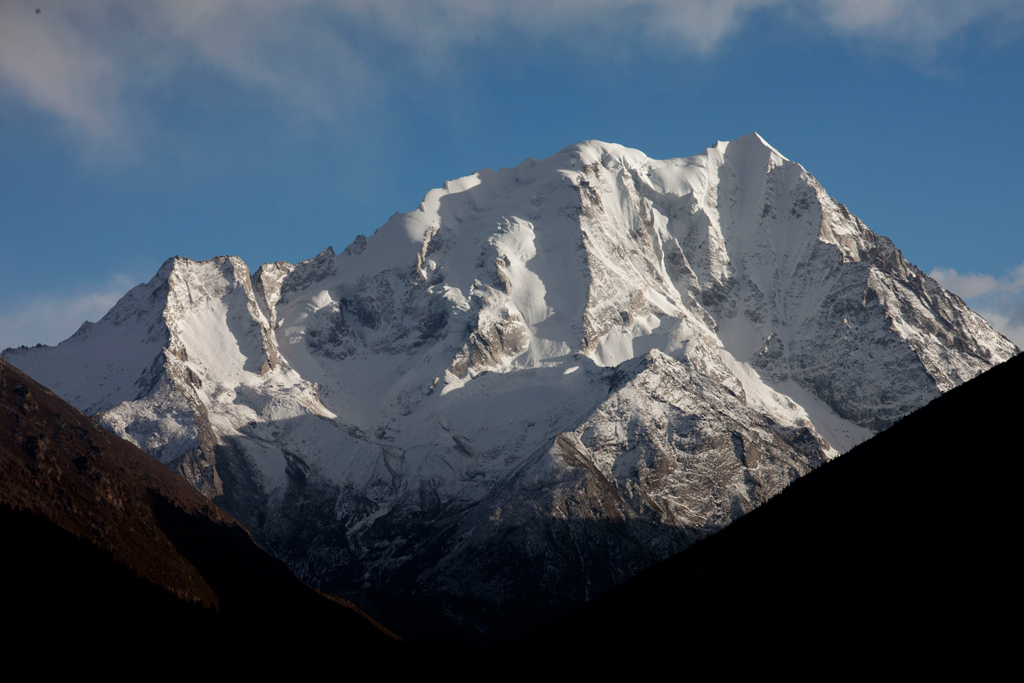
xmin=0 ymin=358 xmax=404 ymax=663
xmin=4 ymin=345 xmax=1018 ymax=669
xmin=521 ymin=352 xmax=1020 ymax=668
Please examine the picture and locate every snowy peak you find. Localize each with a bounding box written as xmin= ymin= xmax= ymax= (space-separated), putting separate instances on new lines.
xmin=717 ymin=131 xmax=790 ymax=161
xmin=2 ymin=253 xmax=329 ymax=479
xmin=162 ymin=254 xmax=279 ymax=379
xmin=2 ymin=133 xmax=1017 ymax=642
xmin=556 ymin=139 xmax=652 ymax=172
xmin=6 ymin=134 xmax=1014 ymax=444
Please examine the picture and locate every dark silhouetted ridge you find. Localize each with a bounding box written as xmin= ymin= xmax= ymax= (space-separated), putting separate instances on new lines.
xmin=0 ymin=358 xmax=406 ymax=664
xmin=519 ymin=352 xmax=1021 ymax=669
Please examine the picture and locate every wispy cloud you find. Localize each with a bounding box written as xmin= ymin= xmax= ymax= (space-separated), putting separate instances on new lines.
xmin=1 ymin=1 xmax=1021 ymax=157
xmin=0 ymin=3 xmax=126 ymax=154
xmin=971 ymin=302 xmax=1024 ymax=349
xmin=0 ymin=275 xmax=137 ymax=351
xmin=930 ymin=263 xmax=1024 ymax=299
xmin=931 ymin=263 xmax=1024 ymax=347
xmin=812 ymin=0 xmax=1024 ymax=53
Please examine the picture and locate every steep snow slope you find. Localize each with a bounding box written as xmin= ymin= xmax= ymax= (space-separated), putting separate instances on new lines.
xmin=4 ymin=133 xmax=1016 ymax=640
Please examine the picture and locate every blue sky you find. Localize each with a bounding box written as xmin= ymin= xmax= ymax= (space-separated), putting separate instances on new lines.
xmin=2 ymin=0 xmax=1023 ymax=349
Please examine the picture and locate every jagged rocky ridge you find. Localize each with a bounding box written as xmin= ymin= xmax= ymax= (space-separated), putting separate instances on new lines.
xmin=4 ymin=133 xmax=1016 ymax=641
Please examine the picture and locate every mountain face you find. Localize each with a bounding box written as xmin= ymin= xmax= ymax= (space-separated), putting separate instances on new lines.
xmin=4 ymin=133 xmax=1016 ymax=640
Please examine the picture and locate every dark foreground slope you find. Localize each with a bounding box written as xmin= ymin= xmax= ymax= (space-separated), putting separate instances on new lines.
xmin=0 ymin=359 xmax=405 ymax=665
xmin=520 ymin=352 xmax=1021 ymax=668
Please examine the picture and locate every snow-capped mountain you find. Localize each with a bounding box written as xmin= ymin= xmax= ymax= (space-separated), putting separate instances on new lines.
xmin=5 ymin=133 xmax=1016 ymax=640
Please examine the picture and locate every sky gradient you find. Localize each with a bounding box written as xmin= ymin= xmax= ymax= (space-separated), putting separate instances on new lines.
xmin=2 ymin=0 xmax=1023 ymax=349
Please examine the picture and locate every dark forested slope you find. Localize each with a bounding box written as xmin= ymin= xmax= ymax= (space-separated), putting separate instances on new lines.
xmin=0 ymin=358 xmax=403 ymax=660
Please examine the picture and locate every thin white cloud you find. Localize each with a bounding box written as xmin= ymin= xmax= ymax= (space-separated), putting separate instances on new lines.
xmin=1 ymin=1 xmax=1021 ymax=156
xmin=813 ymin=0 xmax=1024 ymax=52
xmin=931 ymin=263 xmax=1024 ymax=348
xmin=973 ymin=303 xmax=1024 ymax=348
xmin=0 ymin=276 xmax=136 ymax=351
xmin=930 ymin=263 xmax=1024 ymax=299
xmin=0 ymin=3 xmax=123 ymax=144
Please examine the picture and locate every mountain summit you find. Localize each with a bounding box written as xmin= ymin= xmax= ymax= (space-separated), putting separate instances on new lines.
xmin=4 ymin=134 xmax=1015 ymax=640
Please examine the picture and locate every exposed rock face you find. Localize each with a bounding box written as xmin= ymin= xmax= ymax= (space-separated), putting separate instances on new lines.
xmin=4 ymin=133 xmax=1016 ymax=641
xmin=5 ymin=255 xmax=330 ymax=501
